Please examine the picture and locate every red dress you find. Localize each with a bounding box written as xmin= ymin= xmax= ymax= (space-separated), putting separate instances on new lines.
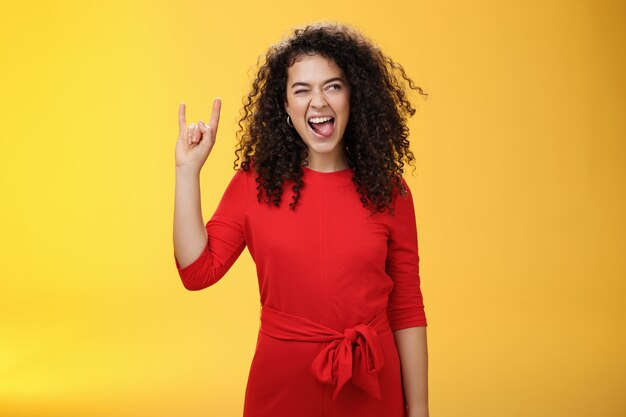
xmin=175 ymin=165 xmax=428 ymax=417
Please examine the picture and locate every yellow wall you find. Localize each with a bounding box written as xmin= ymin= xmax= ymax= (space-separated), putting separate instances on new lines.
xmin=1 ymin=1 xmax=624 ymax=416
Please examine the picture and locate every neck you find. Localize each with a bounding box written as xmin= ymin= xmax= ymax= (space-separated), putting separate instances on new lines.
xmin=304 ymin=150 xmax=349 ymax=172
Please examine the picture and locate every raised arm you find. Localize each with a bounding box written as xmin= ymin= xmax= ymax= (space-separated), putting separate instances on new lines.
xmin=174 ymin=97 xmax=247 ymax=290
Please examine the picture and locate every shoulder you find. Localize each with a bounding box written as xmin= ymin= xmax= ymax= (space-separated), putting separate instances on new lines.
xmin=390 ymin=176 xmax=416 ymax=218
xmin=227 ymin=164 xmax=260 ymax=194
xmin=392 ymin=176 xmax=412 ymax=201
xmin=231 ymin=164 xmax=256 ymax=180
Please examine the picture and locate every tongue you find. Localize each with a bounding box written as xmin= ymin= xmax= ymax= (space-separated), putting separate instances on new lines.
xmin=313 ymin=120 xmax=334 ymax=137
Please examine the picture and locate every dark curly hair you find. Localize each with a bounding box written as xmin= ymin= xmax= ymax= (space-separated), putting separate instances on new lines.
xmin=233 ymin=21 xmax=428 ymax=216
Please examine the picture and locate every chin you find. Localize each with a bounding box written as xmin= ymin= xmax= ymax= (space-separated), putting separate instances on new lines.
xmin=306 ymin=139 xmax=343 ymax=154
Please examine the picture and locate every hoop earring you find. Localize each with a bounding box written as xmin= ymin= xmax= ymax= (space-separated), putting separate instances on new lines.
xmin=287 ymin=115 xmax=294 ymax=128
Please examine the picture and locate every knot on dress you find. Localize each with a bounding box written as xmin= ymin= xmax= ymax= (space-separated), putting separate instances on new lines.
xmin=343 ymin=328 xmax=358 ymax=343
xmin=310 ymin=322 xmax=385 ymax=400
xmin=259 ymin=305 xmax=390 ymax=401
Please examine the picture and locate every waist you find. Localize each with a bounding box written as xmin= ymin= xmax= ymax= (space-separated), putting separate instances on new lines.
xmin=259 ymin=305 xmax=391 ymax=342
xmin=258 ymin=304 xmax=391 ymax=401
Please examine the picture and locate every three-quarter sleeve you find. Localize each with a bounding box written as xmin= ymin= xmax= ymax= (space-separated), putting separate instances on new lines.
xmin=385 ymin=178 xmax=428 ymax=331
xmin=174 ymin=169 xmax=248 ymax=291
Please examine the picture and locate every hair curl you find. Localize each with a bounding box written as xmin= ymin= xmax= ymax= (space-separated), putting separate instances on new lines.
xmin=233 ymin=21 xmax=427 ymax=216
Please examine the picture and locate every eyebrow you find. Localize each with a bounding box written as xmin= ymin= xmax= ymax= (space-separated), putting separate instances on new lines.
xmin=290 ymin=77 xmax=345 ymax=89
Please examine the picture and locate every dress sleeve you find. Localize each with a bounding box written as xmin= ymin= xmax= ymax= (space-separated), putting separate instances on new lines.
xmin=174 ymin=169 xmax=248 ymax=291
xmin=385 ymin=178 xmax=428 ymax=331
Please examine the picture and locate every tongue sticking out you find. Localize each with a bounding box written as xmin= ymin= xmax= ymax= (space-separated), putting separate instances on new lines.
xmin=311 ymin=120 xmax=334 ymax=137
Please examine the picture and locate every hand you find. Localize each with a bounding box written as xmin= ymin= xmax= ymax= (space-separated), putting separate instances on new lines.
xmin=175 ymin=97 xmax=222 ymax=172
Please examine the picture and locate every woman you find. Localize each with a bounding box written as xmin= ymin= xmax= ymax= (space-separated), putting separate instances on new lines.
xmin=173 ymin=22 xmax=429 ymax=417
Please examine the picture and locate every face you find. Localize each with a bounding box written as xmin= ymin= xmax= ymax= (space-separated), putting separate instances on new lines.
xmin=284 ymin=54 xmax=350 ymax=167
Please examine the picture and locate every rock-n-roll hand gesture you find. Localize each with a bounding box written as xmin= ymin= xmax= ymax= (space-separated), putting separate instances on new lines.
xmin=175 ymin=97 xmax=222 ymax=173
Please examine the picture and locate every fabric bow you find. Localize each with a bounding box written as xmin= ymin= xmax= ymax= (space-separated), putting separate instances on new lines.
xmin=310 ymin=323 xmax=385 ymax=400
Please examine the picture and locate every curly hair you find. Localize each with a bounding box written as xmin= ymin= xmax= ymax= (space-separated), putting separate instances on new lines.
xmin=233 ymin=21 xmax=428 ymax=216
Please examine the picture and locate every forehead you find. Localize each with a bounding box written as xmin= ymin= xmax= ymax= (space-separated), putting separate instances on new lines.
xmin=286 ymin=54 xmax=346 ymax=81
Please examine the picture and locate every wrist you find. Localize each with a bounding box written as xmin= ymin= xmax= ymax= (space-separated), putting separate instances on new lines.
xmin=407 ymin=403 xmax=429 ymax=417
xmin=406 ymin=409 xmax=429 ymax=417
xmin=176 ymin=165 xmax=201 ymax=177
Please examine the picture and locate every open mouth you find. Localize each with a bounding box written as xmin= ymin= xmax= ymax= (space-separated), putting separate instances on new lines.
xmin=307 ymin=117 xmax=335 ymax=139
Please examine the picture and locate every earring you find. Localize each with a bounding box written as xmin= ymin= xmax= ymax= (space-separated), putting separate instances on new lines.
xmin=287 ymin=115 xmax=294 ymax=128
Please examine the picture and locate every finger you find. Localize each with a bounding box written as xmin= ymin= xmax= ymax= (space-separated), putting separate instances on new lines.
xmin=198 ymin=121 xmax=215 ymax=153
xmin=192 ymin=124 xmax=202 ymax=143
xmin=178 ymin=103 xmax=186 ymax=140
xmin=187 ymin=123 xmax=196 ymax=145
xmin=208 ymin=97 xmax=221 ymax=133
xmin=198 ymin=120 xmax=212 ymax=142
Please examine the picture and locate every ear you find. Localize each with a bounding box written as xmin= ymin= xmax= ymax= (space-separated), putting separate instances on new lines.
xmin=284 ymin=99 xmax=289 ymax=114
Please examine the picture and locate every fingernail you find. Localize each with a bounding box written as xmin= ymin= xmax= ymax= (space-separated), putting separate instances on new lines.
xmin=199 ymin=120 xmax=205 ymax=126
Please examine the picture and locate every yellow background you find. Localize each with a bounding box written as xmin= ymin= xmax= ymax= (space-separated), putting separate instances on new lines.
xmin=1 ymin=1 xmax=624 ymax=416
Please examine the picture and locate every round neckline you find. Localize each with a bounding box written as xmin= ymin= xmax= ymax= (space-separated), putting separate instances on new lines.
xmin=302 ymin=166 xmax=352 ymax=175
xmin=302 ymin=165 xmax=353 ymax=185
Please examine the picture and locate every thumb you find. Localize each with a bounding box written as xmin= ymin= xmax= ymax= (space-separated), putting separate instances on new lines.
xmin=198 ymin=120 xmax=212 ymax=137
xmin=197 ymin=120 xmax=216 ymax=151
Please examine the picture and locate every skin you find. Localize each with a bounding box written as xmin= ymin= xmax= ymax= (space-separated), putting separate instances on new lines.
xmin=284 ymin=54 xmax=351 ymax=172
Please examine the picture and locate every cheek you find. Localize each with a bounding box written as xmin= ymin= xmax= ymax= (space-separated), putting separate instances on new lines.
xmin=338 ymin=102 xmax=350 ymax=120
xmin=289 ymin=100 xmax=307 ymax=114
xmin=336 ymin=95 xmax=350 ymax=114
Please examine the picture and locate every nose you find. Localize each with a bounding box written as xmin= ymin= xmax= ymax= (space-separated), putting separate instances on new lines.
xmin=310 ymin=89 xmax=328 ymax=108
